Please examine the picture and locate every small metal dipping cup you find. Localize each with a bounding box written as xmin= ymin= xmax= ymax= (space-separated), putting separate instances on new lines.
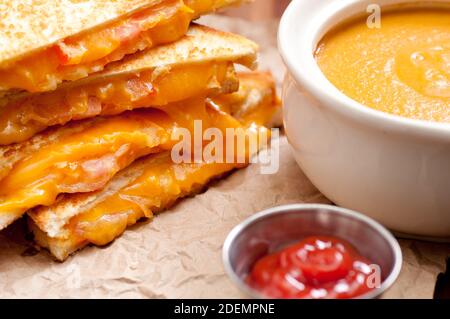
xmin=223 ymin=204 xmax=403 ymax=299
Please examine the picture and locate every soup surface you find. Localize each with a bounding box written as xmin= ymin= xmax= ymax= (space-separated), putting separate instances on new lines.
xmin=315 ymin=7 xmax=450 ymax=123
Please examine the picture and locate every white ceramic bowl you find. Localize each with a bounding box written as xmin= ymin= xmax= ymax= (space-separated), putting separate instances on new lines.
xmin=278 ymin=0 xmax=450 ymax=239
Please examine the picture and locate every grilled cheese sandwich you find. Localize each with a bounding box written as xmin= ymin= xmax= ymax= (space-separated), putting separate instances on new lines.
xmin=0 ymin=0 xmax=243 ymax=95
xmin=0 ymin=25 xmax=259 ymax=231
xmin=0 ymin=93 xmax=251 ymax=231
xmin=0 ymin=24 xmax=258 ymax=145
xmin=28 ymin=72 xmax=279 ymax=261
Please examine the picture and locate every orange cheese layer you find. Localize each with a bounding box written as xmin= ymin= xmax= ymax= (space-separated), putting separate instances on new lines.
xmin=0 ymin=96 xmax=221 ymax=225
xmin=209 ymin=72 xmax=279 ymax=126
xmin=0 ymin=62 xmax=235 ymax=145
xmin=0 ymin=0 xmax=214 ymax=93
xmin=73 ymin=156 xmax=242 ymax=246
xmin=64 ymin=120 xmax=269 ymax=247
xmin=28 ymin=72 xmax=279 ymax=260
xmin=32 ymin=87 xmax=276 ymax=251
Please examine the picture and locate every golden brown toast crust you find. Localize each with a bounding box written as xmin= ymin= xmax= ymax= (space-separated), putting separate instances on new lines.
xmin=0 ymin=0 xmax=163 ymax=66
xmin=0 ymin=0 xmax=244 ymax=67
xmin=0 ymin=24 xmax=257 ymax=106
xmin=0 ymin=24 xmax=259 ymax=178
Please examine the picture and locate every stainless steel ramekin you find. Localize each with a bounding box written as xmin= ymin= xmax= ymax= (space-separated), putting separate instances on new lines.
xmin=223 ymin=204 xmax=403 ymax=299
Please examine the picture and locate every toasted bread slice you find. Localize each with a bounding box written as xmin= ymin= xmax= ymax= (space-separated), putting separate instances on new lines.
xmin=1 ymin=73 xmax=276 ymax=232
xmin=0 ymin=24 xmax=258 ymax=145
xmin=0 ymin=91 xmax=255 ymax=232
xmin=29 ymin=152 xmax=246 ymax=261
xmin=28 ymin=72 xmax=280 ymax=261
xmin=209 ymin=72 xmax=282 ymax=127
xmin=0 ymin=0 xmax=243 ymax=95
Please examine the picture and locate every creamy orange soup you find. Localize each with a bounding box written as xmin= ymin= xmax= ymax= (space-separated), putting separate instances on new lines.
xmin=315 ymin=7 xmax=450 ymax=123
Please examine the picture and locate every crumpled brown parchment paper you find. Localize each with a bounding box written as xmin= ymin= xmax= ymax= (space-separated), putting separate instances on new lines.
xmin=0 ymin=14 xmax=448 ymax=299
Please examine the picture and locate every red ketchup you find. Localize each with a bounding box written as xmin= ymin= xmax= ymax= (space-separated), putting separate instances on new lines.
xmin=247 ymin=236 xmax=376 ymax=299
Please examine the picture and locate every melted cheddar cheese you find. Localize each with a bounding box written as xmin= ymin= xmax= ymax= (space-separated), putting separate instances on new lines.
xmin=65 ymin=116 xmax=268 ymax=247
xmin=73 ymin=157 xmax=241 ymax=246
xmin=0 ymin=0 xmax=217 ymax=94
xmin=209 ymin=72 xmax=279 ymax=126
xmin=0 ymin=62 xmax=235 ymax=145
xmin=0 ymin=96 xmax=226 ymax=227
xmin=28 ymin=72 xmax=279 ymax=260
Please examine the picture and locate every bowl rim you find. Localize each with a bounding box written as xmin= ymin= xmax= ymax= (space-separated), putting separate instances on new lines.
xmin=278 ymin=0 xmax=450 ymax=141
xmin=222 ymin=203 xmax=403 ymax=299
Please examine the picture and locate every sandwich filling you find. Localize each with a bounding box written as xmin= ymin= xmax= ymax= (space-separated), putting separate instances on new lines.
xmin=30 ymin=153 xmax=252 ymax=261
xmin=32 ymin=111 xmax=263 ymax=247
xmin=0 ymin=62 xmax=237 ymax=145
xmin=0 ymin=95 xmax=232 ymax=230
xmin=0 ymin=0 xmax=232 ymax=94
xmin=209 ymin=72 xmax=279 ymax=126
xmin=28 ymin=72 xmax=279 ymax=261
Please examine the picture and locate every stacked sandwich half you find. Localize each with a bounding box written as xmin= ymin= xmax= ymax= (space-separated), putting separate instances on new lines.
xmin=0 ymin=0 xmax=279 ymax=261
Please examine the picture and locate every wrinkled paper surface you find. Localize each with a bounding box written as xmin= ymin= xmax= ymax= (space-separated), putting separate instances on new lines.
xmin=0 ymin=15 xmax=448 ymax=299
